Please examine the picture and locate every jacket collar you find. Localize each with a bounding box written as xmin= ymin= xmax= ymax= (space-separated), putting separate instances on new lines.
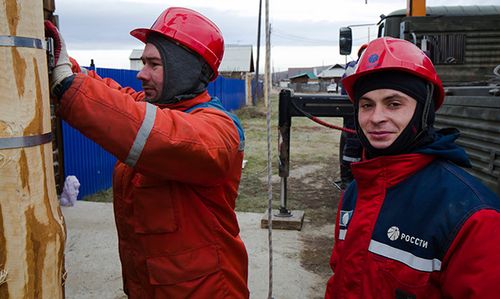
xmin=352 ymin=154 xmax=435 ymax=190
xmin=352 ymin=127 xmax=471 ymax=190
xmin=415 ymin=128 xmax=471 ymax=168
xmin=155 ymin=91 xmax=211 ymax=111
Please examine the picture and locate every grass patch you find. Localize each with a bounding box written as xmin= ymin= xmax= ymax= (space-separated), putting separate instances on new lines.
xmin=82 ymin=188 xmax=113 ymax=202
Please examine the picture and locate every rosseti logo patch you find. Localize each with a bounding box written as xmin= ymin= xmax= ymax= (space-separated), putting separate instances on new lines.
xmin=387 ymin=226 xmax=400 ymax=241
xmin=387 ymin=226 xmax=429 ymax=248
xmin=339 ymin=210 xmax=353 ymax=227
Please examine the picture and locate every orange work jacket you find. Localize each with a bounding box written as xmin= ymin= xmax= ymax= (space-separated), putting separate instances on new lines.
xmin=59 ymin=73 xmax=249 ymax=298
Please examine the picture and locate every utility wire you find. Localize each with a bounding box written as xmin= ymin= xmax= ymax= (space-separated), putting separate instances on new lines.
xmin=272 ymin=28 xmax=337 ymax=45
xmin=271 ymin=27 xmax=374 ymax=46
xmin=290 ymin=100 xmax=356 ymax=134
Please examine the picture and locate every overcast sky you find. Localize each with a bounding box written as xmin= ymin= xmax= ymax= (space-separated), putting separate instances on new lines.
xmin=55 ymin=0 xmax=500 ymax=71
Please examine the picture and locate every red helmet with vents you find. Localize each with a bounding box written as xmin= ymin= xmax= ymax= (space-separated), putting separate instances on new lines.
xmin=342 ymin=37 xmax=445 ymax=110
xmin=131 ymin=7 xmax=224 ymax=81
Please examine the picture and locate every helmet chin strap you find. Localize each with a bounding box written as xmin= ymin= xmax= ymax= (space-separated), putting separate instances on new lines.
xmin=406 ymin=82 xmax=435 ymax=144
xmin=421 ymin=83 xmax=434 ymax=132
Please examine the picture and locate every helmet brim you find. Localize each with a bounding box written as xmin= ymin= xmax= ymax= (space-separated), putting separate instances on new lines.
xmin=130 ymin=28 xmax=150 ymax=43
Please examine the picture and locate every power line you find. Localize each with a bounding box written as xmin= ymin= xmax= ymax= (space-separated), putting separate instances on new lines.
xmin=272 ymin=28 xmax=337 ymax=45
xmin=270 ymin=28 xmax=375 ymax=46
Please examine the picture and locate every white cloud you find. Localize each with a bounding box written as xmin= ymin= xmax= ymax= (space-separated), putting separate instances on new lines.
xmin=69 ymin=49 xmax=133 ymax=69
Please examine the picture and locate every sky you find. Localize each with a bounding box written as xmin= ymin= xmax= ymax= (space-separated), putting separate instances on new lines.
xmin=55 ymin=0 xmax=500 ymax=72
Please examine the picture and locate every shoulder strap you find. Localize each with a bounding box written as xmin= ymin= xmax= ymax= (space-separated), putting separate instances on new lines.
xmin=185 ymin=97 xmax=245 ymax=151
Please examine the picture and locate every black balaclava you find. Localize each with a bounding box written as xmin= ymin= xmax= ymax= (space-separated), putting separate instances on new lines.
xmin=353 ymin=71 xmax=436 ymax=158
xmin=146 ymin=32 xmax=213 ymax=104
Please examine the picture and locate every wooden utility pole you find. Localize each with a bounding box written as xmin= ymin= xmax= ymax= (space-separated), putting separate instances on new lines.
xmin=252 ymin=0 xmax=262 ymax=106
xmin=0 ymin=0 xmax=66 ymax=298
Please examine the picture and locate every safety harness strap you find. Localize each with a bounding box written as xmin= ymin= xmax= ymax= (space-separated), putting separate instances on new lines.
xmin=185 ymin=97 xmax=245 ymax=151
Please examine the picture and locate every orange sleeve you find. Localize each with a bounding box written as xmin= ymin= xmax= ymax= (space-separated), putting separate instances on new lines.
xmin=59 ymin=73 xmax=241 ymax=186
xmin=85 ymin=70 xmax=145 ymax=101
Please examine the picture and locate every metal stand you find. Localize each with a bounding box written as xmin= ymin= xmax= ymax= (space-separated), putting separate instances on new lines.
xmin=261 ymin=89 xmax=353 ymax=231
xmin=276 ymin=178 xmax=292 ymax=217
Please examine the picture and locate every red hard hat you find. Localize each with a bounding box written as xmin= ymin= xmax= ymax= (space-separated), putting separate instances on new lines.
xmin=130 ymin=7 xmax=224 ymax=80
xmin=342 ymin=37 xmax=445 ymax=110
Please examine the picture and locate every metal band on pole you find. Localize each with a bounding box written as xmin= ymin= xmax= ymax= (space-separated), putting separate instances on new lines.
xmin=0 ymin=132 xmax=53 ymax=149
xmin=0 ymin=35 xmax=46 ymax=49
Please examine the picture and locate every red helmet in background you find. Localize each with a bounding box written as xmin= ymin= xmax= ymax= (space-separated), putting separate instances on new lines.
xmin=130 ymin=7 xmax=224 ymax=81
xmin=342 ymin=37 xmax=445 ymax=110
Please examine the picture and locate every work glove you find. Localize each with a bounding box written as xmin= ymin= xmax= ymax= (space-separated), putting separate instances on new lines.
xmin=44 ymin=20 xmax=73 ymax=96
xmin=69 ymin=57 xmax=88 ymax=75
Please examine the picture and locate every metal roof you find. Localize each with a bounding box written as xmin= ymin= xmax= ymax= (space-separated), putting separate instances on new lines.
xmin=287 ymin=66 xmax=329 ymax=77
xmin=318 ymin=64 xmax=346 ymax=78
xmin=289 ymin=72 xmax=317 ymax=80
xmin=219 ymin=44 xmax=254 ymax=73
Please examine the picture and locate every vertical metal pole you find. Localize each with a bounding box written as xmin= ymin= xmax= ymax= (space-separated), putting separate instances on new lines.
xmin=279 ymin=179 xmax=291 ymax=215
xmin=278 ymin=89 xmax=292 ymax=217
xmin=253 ymin=0 xmax=263 ymax=106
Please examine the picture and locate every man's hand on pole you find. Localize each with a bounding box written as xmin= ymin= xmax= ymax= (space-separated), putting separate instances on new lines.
xmin=44 ymin=20 xmax=73 ymax=96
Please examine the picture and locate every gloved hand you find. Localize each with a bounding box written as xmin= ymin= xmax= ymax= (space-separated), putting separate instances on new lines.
xmin=69 ymin=56 xmax=88 ymax=75
xmin=44 ymin=20 xmax=73 ymax=95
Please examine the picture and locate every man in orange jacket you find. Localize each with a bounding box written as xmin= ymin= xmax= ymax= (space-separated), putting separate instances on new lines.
xmin=45 ymin=7 xmax=249 ymax=298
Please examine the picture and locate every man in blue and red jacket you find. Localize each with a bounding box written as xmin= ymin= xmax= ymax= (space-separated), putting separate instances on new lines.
xmin=325 ymin=37 xmax=500 ymax=298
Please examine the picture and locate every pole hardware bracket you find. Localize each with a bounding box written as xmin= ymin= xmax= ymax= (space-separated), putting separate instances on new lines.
xmin=0 ymin=132 xmax=53 ymax=150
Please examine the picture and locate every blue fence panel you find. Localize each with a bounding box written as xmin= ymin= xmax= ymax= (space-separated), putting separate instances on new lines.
xmin=63 ymin=68 xmax=245 ymax=199
xmin=95 ymin=67 xmax=143 ymax=91
xmin=207 ymin=76 xmax=223 ymax=101
xmin=62 ymin=122 xmax=117 ymax=199
xmin=207 ymin=76 xmax=246 ymax=111
xmin=222 ymin=77 xmax=246 ymax=111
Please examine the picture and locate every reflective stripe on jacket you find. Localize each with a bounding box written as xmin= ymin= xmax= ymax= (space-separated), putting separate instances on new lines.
xmin=59 ymin=73 xmax=249 ymax=298
xmin=325 ymin=133 xmax=500 ymax=299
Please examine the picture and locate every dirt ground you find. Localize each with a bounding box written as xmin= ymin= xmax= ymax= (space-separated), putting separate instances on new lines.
xmin=81 ymin=90 xmax=344 ymax=298
xmin=63 ymin=202 xmax=333 ymax=299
